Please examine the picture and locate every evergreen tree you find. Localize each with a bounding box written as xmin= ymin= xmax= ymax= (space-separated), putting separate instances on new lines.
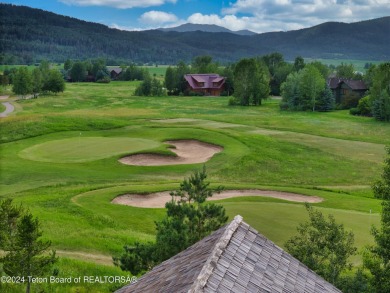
xmin=64 ymin=59 xmax=73 ymax=71
xmin=0 ymin=200 xmax=56 ymax=293
xmin=114 ymin=166 xmax=227 ymax=275
xmin=12 ymin=67 xmax=32 ymax=98
xmin=317 ymin=86 xmax=335 ymax=112
xmin=2 ymin=212 xmax=57 ymax=293
xmin=293 ymin=56 xmax=305 ymax=72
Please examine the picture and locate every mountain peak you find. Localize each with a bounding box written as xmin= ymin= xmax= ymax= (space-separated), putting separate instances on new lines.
xmin=158 ymin=23 xmax=256 ymax=36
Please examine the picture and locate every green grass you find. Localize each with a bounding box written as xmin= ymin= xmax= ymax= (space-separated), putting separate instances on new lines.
xmin=303 ymin=58 xmax=383 ymax=72
xmin=19 ymin=137 xmax=161 ymax=163
xmin=0 ymin=81 xmax=389 ymax=291
xmin=0 ymin=102 xmax=6 ymax=113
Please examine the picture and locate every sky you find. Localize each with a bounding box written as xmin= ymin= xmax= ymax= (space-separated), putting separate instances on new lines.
xmin=3 ymin=0 xmax=390 ymax=33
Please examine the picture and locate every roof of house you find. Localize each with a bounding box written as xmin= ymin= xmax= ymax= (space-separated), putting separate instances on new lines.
xmin=116 ymin=215 xmax=341 ymax=293
xmin=185 ymin=74 xmax=225 ymax=90
xmin=110 ymin=68 xmax=123 ymax=74
xmin=327 ymin=77 xmax=368 ymax=91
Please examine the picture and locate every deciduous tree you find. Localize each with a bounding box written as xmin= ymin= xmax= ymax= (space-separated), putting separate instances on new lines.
xmin=285 ymin=203 xmax=356 ymax=286
xmin=12 ymin=67 xmax=32 ymax=98
xmin=364 ymin=147 xmax=390 ymax=292
xmin=233 ymin=58 xmax=270 ymax=106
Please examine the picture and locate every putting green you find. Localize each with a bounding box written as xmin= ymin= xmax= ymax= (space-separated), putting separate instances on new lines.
xmin=19 ymin=137 xmax=161 ymax=163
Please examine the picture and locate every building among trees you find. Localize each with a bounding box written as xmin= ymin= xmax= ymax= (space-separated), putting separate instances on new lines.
xmin=327 ymin=78 xmax=368 ymax=107
xmin=184 ymin=74 xmax=225 ymax=96
xmin=116 ymin=215 xmax=341 ymax=293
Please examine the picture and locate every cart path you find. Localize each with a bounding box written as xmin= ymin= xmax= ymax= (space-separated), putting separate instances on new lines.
xmin=0 ymin=101 xmax=15 ymax=117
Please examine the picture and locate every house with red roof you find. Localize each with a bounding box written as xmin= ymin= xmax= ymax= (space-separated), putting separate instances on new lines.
xmin=184 ymin=74 xmax=225 ymax=96
xmin=327 ymin=77 xmax=368 ymax=107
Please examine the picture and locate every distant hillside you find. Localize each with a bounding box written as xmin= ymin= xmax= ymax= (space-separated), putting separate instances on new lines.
xmin=158 ymin=23 xmax=256 ymax=36
xmin=0 ymin=4 xmax=389 ymax=64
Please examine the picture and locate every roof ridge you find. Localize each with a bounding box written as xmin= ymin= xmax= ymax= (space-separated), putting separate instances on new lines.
xmin=188 ymin=215 xmax=243 ymax=293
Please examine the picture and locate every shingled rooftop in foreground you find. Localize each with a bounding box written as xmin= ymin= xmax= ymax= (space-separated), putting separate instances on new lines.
xmin=116 ymin=215 xmax=341 ymax=293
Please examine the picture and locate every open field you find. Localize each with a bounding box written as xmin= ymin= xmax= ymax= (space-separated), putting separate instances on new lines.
xmin=0 ymin=81 xmax=389 ymax=292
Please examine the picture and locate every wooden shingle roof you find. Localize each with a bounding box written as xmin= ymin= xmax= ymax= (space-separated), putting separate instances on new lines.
xmin=116 ymin=216 xmax=341 ymax=293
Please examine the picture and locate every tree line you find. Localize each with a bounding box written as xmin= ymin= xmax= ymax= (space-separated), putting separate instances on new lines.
xmin=7 ymin=61 xmax=65 ymax=98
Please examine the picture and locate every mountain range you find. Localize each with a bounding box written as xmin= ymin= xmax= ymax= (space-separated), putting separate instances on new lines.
xmin=0 ymin=3 xmax=389 ymax=65
xmin=158 ymin=23 xmax=256 ymax=36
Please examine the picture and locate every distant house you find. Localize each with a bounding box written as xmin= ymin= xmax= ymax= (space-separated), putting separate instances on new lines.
xmin=184 ymin=74 xmax=225 ymax=96
xmin=110 ymin=68 xmax=123 ymax=80
xmin=327 ymin=78 xmax=368 ymax=105
xmin=116 ymin=215 xmax=341 ymax=293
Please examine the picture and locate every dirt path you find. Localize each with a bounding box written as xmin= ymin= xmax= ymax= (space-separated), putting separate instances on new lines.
xmin=112 ymin=189 xmax=323 ymax=208
xmin=0 ymin=101 xmax=15 ymax=118
xmin=56 ymin=250 xmax=114 ymax=266
xmin=0 ymin=95 xmax=9 ymax=100
xmin=119 ymin=140 xmax=223 ymax=166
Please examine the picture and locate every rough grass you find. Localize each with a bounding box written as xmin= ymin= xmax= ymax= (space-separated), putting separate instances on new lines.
xmin=0 ymin=81 xmax=389 ymax=292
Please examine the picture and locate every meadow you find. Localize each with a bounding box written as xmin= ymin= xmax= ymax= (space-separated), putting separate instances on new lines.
xmin=1 ymin=80 xmax=389 ymax=292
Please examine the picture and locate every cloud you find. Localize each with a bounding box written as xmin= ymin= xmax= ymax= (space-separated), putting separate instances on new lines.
xmin=219 ymin=0 xmax=390 ymax=32
xmin=59 ymin=0 xmax=176 ymax=9
xmin=187 ymin=13 xmax=249 ymax=31
xmin=140 ymin=11 xmax=178 ymax=24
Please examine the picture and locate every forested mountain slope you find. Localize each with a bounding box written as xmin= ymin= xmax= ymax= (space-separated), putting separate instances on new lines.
xmin=0 ymin=3 xmax=389 ymax=64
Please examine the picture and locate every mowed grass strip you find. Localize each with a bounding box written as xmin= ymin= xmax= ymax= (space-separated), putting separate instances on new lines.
xmin=18 ymin=137 xmax=161 ymax=163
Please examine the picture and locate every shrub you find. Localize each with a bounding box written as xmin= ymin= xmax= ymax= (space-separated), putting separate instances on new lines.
xmin=349 ymin=107 xmax=360 ymax=116
xmin=356 ymin=96 xmax=372 ymax=116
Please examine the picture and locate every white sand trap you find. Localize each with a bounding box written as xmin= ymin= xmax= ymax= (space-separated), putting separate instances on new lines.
xmin=112 ymin=189 xmax=323 ymax=208
xmin=119 ymin=140 xmax=223 ymax=166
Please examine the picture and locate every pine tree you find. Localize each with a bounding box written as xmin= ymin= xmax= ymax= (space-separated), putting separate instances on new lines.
xmin=114 ymin=166 xmax=227 ymax=275
xmin=2 ymin=212 xmax=57 ymax=293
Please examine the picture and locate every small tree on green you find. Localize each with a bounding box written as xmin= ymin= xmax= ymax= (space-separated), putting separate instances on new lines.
xmin=364 ymin=146 xmax=390 ymax=292
xmin=285 ymin=203 xmax=356 ymax=286
xmin=114 ymin=166 xmax=227 ymax=275
xmin=12 ymin=67 xmax=33 ymax=99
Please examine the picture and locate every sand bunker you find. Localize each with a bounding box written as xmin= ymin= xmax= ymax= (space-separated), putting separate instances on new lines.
xmin=119 ymin=140 xmax=223 ymax=166
xmin=112 ymin=189 xmax=323 ymax=208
